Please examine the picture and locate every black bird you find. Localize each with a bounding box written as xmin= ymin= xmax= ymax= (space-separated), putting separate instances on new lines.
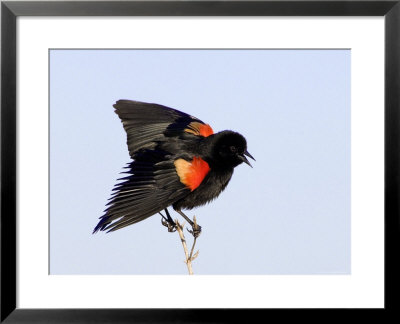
xmin=93 ymin=100 xmax=254 ymax=236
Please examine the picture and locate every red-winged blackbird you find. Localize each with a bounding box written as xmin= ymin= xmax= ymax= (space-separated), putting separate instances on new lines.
xmin=93 ymin=100 xmax=254 ymax=236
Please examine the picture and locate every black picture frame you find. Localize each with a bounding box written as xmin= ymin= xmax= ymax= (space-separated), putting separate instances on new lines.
xmin=1 ymin=0 xmax=399 ymax=322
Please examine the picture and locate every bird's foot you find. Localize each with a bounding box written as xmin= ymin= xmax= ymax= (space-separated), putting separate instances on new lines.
xmin=161 ymin=217 xmax=177 ymax=233
xmin=187 ymin=223 xmax=202 ymax=238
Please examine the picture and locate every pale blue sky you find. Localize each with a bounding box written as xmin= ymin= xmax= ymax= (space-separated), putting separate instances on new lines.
xmin=50 ymin=49 xmax=350 ymax=275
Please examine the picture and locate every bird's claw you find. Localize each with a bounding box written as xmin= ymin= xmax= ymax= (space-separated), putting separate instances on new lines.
xmin=161 ymin=218 xmax=177 ymax=233
xmin=187 ymin=224 xmax=202 ymax=238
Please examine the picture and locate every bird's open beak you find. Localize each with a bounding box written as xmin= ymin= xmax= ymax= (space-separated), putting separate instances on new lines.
xmin=239 ymin=151 xmax=255 ymax=168
xmin=244 ymin=150 xmax=256 ymax=161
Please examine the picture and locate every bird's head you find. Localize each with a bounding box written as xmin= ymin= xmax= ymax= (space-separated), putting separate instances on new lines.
xmin=212 ymin=131 xmax=255 ymax=168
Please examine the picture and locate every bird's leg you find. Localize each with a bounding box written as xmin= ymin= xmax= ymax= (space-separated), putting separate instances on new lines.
xmin=164 ymin=208 xmax=176 ymax=226
xmin=159 ymin=208 xmax=176 ymax=233
xmin=176 ymin=209 xmax=202 ymax=238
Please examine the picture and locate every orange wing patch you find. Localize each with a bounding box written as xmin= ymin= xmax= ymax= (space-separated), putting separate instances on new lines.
xmin=185 ymin=122 xmax=214 ymax=137
xmin=174 ymin=157 xmax=210 ymax=191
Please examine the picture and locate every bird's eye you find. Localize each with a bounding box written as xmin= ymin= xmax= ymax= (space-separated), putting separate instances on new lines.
xmin=230 ymin=146 xmax=237 ymax=153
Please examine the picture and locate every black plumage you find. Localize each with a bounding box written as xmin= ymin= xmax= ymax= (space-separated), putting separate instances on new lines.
xmin=93 ymin=100 xmax=254 ymax=234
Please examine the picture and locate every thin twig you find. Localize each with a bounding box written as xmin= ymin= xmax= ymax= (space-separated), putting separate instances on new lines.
xmin=189 ymin=237 xmax=197 ymax=260
xmin=175 ymin=219 xmax=199 ymax=275
xmin=176 ymin=220 xmax=192 ymax=275
xmin=188 ymin=216 xmax=199 ymax=261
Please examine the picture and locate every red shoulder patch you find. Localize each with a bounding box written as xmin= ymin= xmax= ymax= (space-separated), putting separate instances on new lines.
xmin=198 ymin=124 xmax=214 ymax=137
xmin=185 ymin=122 xmax=214 ymax=137
xmin=174 ymin=157 xmax=210 ymax=191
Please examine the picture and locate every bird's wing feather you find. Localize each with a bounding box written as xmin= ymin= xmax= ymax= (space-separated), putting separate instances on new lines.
xmin=114 ymin=100 xmax=214 ymax=157
xmin=93 ymin=150 xmax=190 ymax=233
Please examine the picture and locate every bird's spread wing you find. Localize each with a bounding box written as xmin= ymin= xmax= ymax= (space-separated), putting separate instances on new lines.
xmin=94 ymin=150 xmax=190 ymax=233
xmin=114 ymin=100 xmax=214 ymax=157
xmin=94 ymin=100 xmax=214 ymax=233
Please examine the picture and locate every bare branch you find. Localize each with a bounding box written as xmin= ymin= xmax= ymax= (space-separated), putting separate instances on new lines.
xmin=175 ymin=219 xmax=200 ymax=275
